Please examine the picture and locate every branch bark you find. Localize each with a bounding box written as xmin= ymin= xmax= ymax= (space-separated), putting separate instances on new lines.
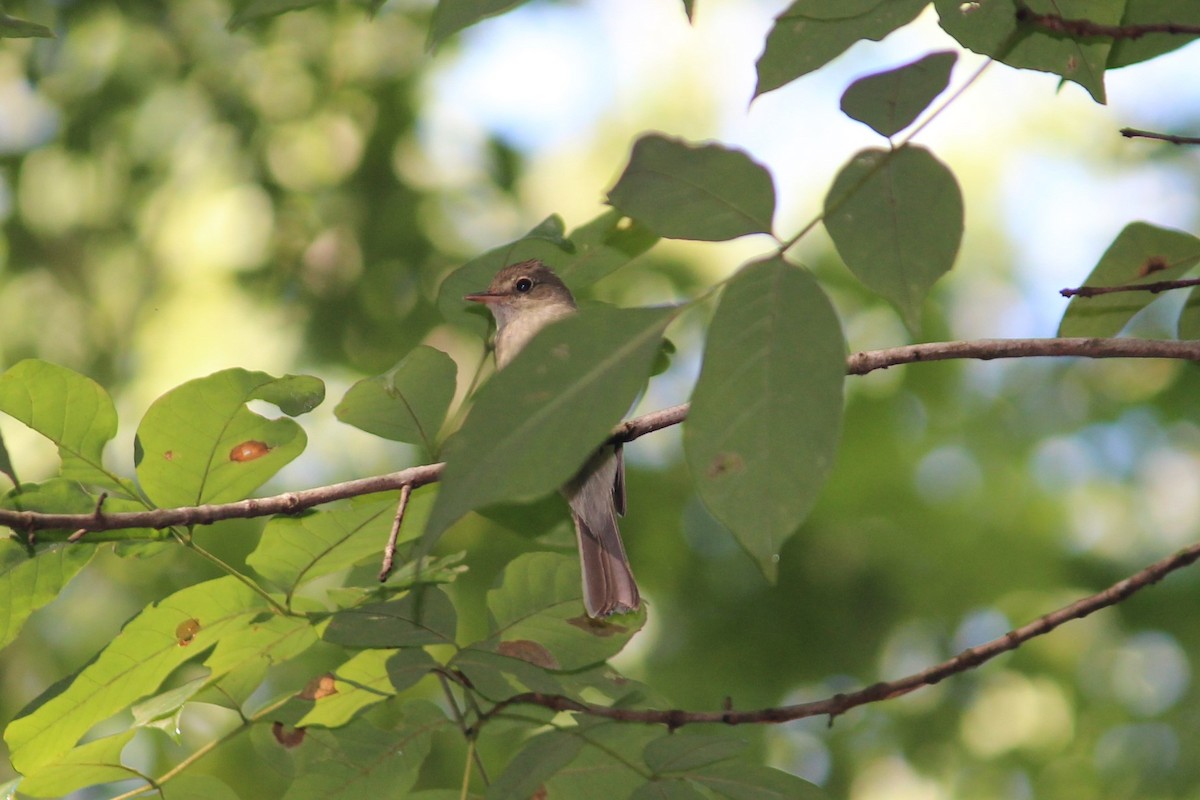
xmin=1016 ymin=3 xmax=1200 ymax=40
xmin=2 ymin=337 xmax=1197 ymax=534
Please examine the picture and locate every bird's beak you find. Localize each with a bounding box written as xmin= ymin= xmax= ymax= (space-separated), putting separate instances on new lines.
xmin=464 ymin=291 xmax=502 ymax=304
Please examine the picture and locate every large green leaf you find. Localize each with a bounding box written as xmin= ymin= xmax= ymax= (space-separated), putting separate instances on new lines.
xmin=0 ymin=540 xmax=96 ymax=652
xmin=135 ymin=369 xmax=324 ymax=508
xmin=424 ymin=305 xmax=675 ymax=541
xmin=630 ymin=781 xmax=710 ymax=800
xmin=543 ymin=722 xmax=662 ymax=799
xmin=485 ymin=732 xmax=585 ymax=800
xmin=935 ymin=0 xmax=1122 ymax=103
xmin=643 ymin=733 xmax=747 ymax=774
xmin=334 ymin=346 xmax=457 ymax=452
xmin=756 ymin=0 xmax=929 ymax=97
xmin=482 ymin=552 xmax=644 ymax=671
xmin=684 ymin=258 xmax=845 ymax=580
xmin=296 ymin=648 xmax=429 ymax=728
xmin=824 ymin=145 xmax=963 ymax=331
xmin=689 ymin=762 xmax=827 ymax=799
xmin=6 ymin=576 xmax=266 ymax=775
xmin=323 ymin=586 xmax=457 ymax=648
xmin=0 ymin=360 xmax=120 ymax=489
xmin=555 ymin=209 xmax=659 ymax=288
xmin=246 ymin=494 xmax=415 ymax=593
xmin=429 ymin=0 xmax=530 ymax=48
xmin=840 ymin=51 xmax=957 ymax=137
xmin=607 ymin=135 xmax=775 ymax=241
xmin=162 ymin=775 xmax=242 ymax=800
xmin=1059 ymin=222 xmax=1200 ymax=337
xmin=1109 ymin=0 xmax=1200 ymax=68
xmin=16 ymin=731 xmax=136 ymax=798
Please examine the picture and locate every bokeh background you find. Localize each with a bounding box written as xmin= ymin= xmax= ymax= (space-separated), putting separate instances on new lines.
xmin=2 ymin=1 xmax=1200 ymax=797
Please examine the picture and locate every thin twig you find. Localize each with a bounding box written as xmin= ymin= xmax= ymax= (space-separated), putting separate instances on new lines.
xmin=68 ymin=491 xmax=108 ymax=542
xmin=378 ymin=483 xmax=413 ymax=582
xmin=1016 ymin=2 xmax=1200 ymax=40
xmin=1061 ymin=277 xmax=1200 ymax=298
xmin=1120 ymin=127 xmax=1200 ymax=146
xmin=478 ymin=537 xmax=1200 ymax=728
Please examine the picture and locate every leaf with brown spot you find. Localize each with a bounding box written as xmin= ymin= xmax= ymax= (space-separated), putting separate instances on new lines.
xmin=298 ymin=673 xmax=338 ymax=701
xmin=566 ymin=614 xmax=628 ymax=637
xmin=229 ymin=440 xmax=270 ymax=462
xmin=272 ymin=721 xmax=306 ymax=748
xmin=497 ymin=639 xmax=560 ymax=670
xmin=175 ymin=618 xmax=200 ymax=647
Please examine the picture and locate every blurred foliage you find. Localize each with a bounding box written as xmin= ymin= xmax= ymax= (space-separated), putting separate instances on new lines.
xmin=0 ymin=1 xmax=1199 ymax=799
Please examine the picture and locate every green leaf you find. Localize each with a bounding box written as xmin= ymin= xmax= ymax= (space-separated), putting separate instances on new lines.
xmin=935 ymin=0 xmax=1121 ymax=104
xmin=424 ymin=304 xmax=675 ymax=541
xmin=485 ymin=732 xmax=585 ymax=800
xmin=824 ymin=145 xmax=963 ymax=331
xmin=1179 ymin=286 xmax=1200 ymax=340
xmin=335 ymin=346 xmax=457 ymax=452
xmin=544 ymin=723 xmax=661 ymax=799
xmin=555 ymin=209 xmax=659 ymax=288
xmin=682 ymin=0 xmax=695 ymax=22
xmin=162 ymin=775 xmax=242 ymax=800
xmin=131 ymin=675 xmax=209 ymax=742
xmin=297 ymin=648 xmax=429 ymax=728
xmin=607 ymin=134 xmax=775 ymax=241
xmin=323 ymin=586 xmax=457 ymax=648
xmin=643 ymin=733 xmax=747 ymax=774
xmin=685 ymin=258 xmax=845 ymax=580
xmin=204 ymin=613 xmax=319 ymax=684
xmin=1059 ymin=222 xmax=1200 ymax=337
xmin=689 ymin=762 xmax=827 ymax=799
xmin=448 ymin=648 xmax=564 ymax=699
xmin=428 ymin=0 xmax=531 ymax=48
xmin=227 ymin=0 xmax=322 ymax=29
xmin=0 ymin=360 xmax=120 ymax=488
xmin=1109 ymin=0 xmax=1200 ymax=69
xmin=6 ymin=576 xmax=266 ymax=775
xmin=0 ymin=12 xmax=54 ymax=38
xmin=483 ymin=552 xmax=645 ymax=671
xmin=0 ymin=540 xmax=96 ymax=651
xmin=246 ymin=494 xmax=407 ymax=592
xmin=135 ymin=368 xmax=323 ymax=508
xmin=756 ymin=0 xmax=929 ymax=97
xmin=16 ymin=731 xmax=136 ymax=798
xmin=284 ymin=705 xmax=444 ymax=800
xmin=0 ymin=426 xmax=17 ymax=486
xmin=631 ymin=781 xmax=710 ymax=800
xmin=841 ymin=51 xmax=957 ymax=136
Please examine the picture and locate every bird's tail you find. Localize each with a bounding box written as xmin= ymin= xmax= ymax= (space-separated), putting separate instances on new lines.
xmin=564 ymin=447 xmax=640 ymax=617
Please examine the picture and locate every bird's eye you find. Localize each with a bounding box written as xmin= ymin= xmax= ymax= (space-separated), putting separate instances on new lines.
xmin=514 ymin=277 xmax=534 ymax=293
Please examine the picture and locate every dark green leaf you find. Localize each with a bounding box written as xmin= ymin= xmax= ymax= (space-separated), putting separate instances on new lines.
xmin=682 ymin=0 xmax=695 ymax=21
xmin=424 ymin=305 xmax=675 ymax=541
xmin=841 ymin=51 xmax=957 ymax=136
xmin=544 ymin=722 xmax=661 ymax=798
xmin=485 ymin=732 xmax=585 ymax=800
xmin=690 ymin=762 xmax=827 ymax=799
xmin=1179 ymin=286 xmax=1200 ymax=340
xmin=607 ymin=134 xmax=775 ymax=241
xmin=935 ymin=0 xmax=1121 ymax=103
xmin=0 ymin=540 xmax=96 ymax=651
xmin=685 ymin=258 xmax=845 ymax=580
xmin=643 ymin=733 xmax=748 ymax=774
xmin=0 ymin=360 xmax=120 ymax=489
xmin=16 ymin=731 xmax=136 ymax=798
xmin=483 ymin=552 xmax=645 ymax=671
xmin=448 ymin=647 xmax=564 ymax=699
xmin=631 ymin=781 xmax=709 ymax=800
xmin=824 ymin=145 xmax=963 ymax=331
xmin=324 ymin=586 xmax=457 ymax=648
xmin=556 ymin=209 xmax=659 ymax=288
xmin=0 ymin=426 xmax=17 ymax=486
xmin=429 ymin=0 xmax=531 ymax=48
xmin=1058 ymin=222 xmax=1200 ymax=337
xmin=1110 ymin=0 xmax=1200 ymax=68
xmin=0 ymin=12 xmax=53 ymax=38
xmin=135 ymin=369 xmax=322 ymax=507
xmin=756 ymin=0 xmax=929 ymax=97
xmin=335 ymin=346 xmax=456 ymax=451
xmin=386 ymin=648 xmax=439 ymax=693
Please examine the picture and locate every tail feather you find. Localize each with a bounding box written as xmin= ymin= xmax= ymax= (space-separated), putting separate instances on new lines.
xmin=563 ymin=447 xmax=639 ymax=617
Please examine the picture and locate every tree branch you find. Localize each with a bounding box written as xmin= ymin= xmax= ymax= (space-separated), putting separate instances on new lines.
xmin=1061 ymin=277 xmax=1200 ymax=298
xmin=1 ymin=338 xmax=1196 ymax=534
xmin=1016 ymin=3 xmax=1200 ymax=40
xmin=477 ymin=537 xmax=1200 ymax=728
xmin=1120 ymin=127 xmax=1200 ymax=146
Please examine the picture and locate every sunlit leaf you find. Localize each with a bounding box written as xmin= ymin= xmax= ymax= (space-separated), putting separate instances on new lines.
xmin=424 ymin=305 xmax=674 ymax=542
xmin=1059 ymin=222 xmax=1200 ymax=337
xmin=335 ymin=346 xmax=457 ymax=452
xmin=0 ymin=540 xmax=96 ymax=652
xmin=607 ymin=134 xmax=775 ymax=241
xmin=0 ymin=427 xmax=16 ymax=486
xmin=16 ymin=731 xmax=136 ymax=798
xmin=483 ymin=553 xmax=644 ymax=671
xmin=6 ymin=576 xmax=266 ymax=775
xmin=685 ymin=258 xmax=845 ymax=580
xmin=429 ymin=0 xmax=531 ymax=47
xmin=935 ymin=0 xmax=1120 ymax=103
xmin=824 ymin=145 xmax=963 ymax=331
xmin=135 ymin=369 xmax=324 ymax=508
xmin=485 ymin=732 xmax=584 ymax=800
xmin=756 ymin=0 xmax=929 ymax=97
xmin=0 ymin=360 xmax=120 ymax=489
xmin=841 ymin=51 xmax=956 ymax=136
xmin=323 ymin=586 xmax=457 ymax=648
xmin=297 ymin=648 xmax=428 ymax=728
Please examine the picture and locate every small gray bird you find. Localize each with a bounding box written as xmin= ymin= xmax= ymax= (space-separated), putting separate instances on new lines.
xmin=465 ymin=260 xmax=640 ymax=617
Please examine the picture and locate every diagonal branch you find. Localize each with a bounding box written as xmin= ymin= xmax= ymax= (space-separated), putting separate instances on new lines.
xmin=1 ymin=337 xmax=1197 ymax=534
xmin=477 ymin=537 xmax=1200 ymax=728
xmin=1121 ymin=127 xmax=1200 ymax=146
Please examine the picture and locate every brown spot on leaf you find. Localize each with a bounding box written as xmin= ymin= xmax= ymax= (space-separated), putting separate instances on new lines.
xmin=531 ymin=787 xmax=548 ymax=800
xmin=1138 ymin=256 xmax=1169 ymax=277
xmin=298 ymin=673 xmax=338 ymax=701
xmin=567 ymin=614 xmax=628 ymax=637
xmin=272 ymin=722 xmax=306 ymax=748
xmin=706 ymin=451 xmax=744 ymax=479
xmin=175 ymin=618 xmax=201 ymax=646
xmin=498 ymin=639 xmax=560 ymax=670
xmin=163 ymin=450 xmax=174 ymax=461
xmin=230 ymin=440 xmax=270 ymax=462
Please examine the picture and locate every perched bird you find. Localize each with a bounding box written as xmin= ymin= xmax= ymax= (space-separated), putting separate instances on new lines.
xmin=465 ymin=260 xmax=640 ymax=617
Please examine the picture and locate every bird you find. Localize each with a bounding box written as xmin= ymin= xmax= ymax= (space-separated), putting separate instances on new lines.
xmin=465 ymin=260 xmax=640 ymax=617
